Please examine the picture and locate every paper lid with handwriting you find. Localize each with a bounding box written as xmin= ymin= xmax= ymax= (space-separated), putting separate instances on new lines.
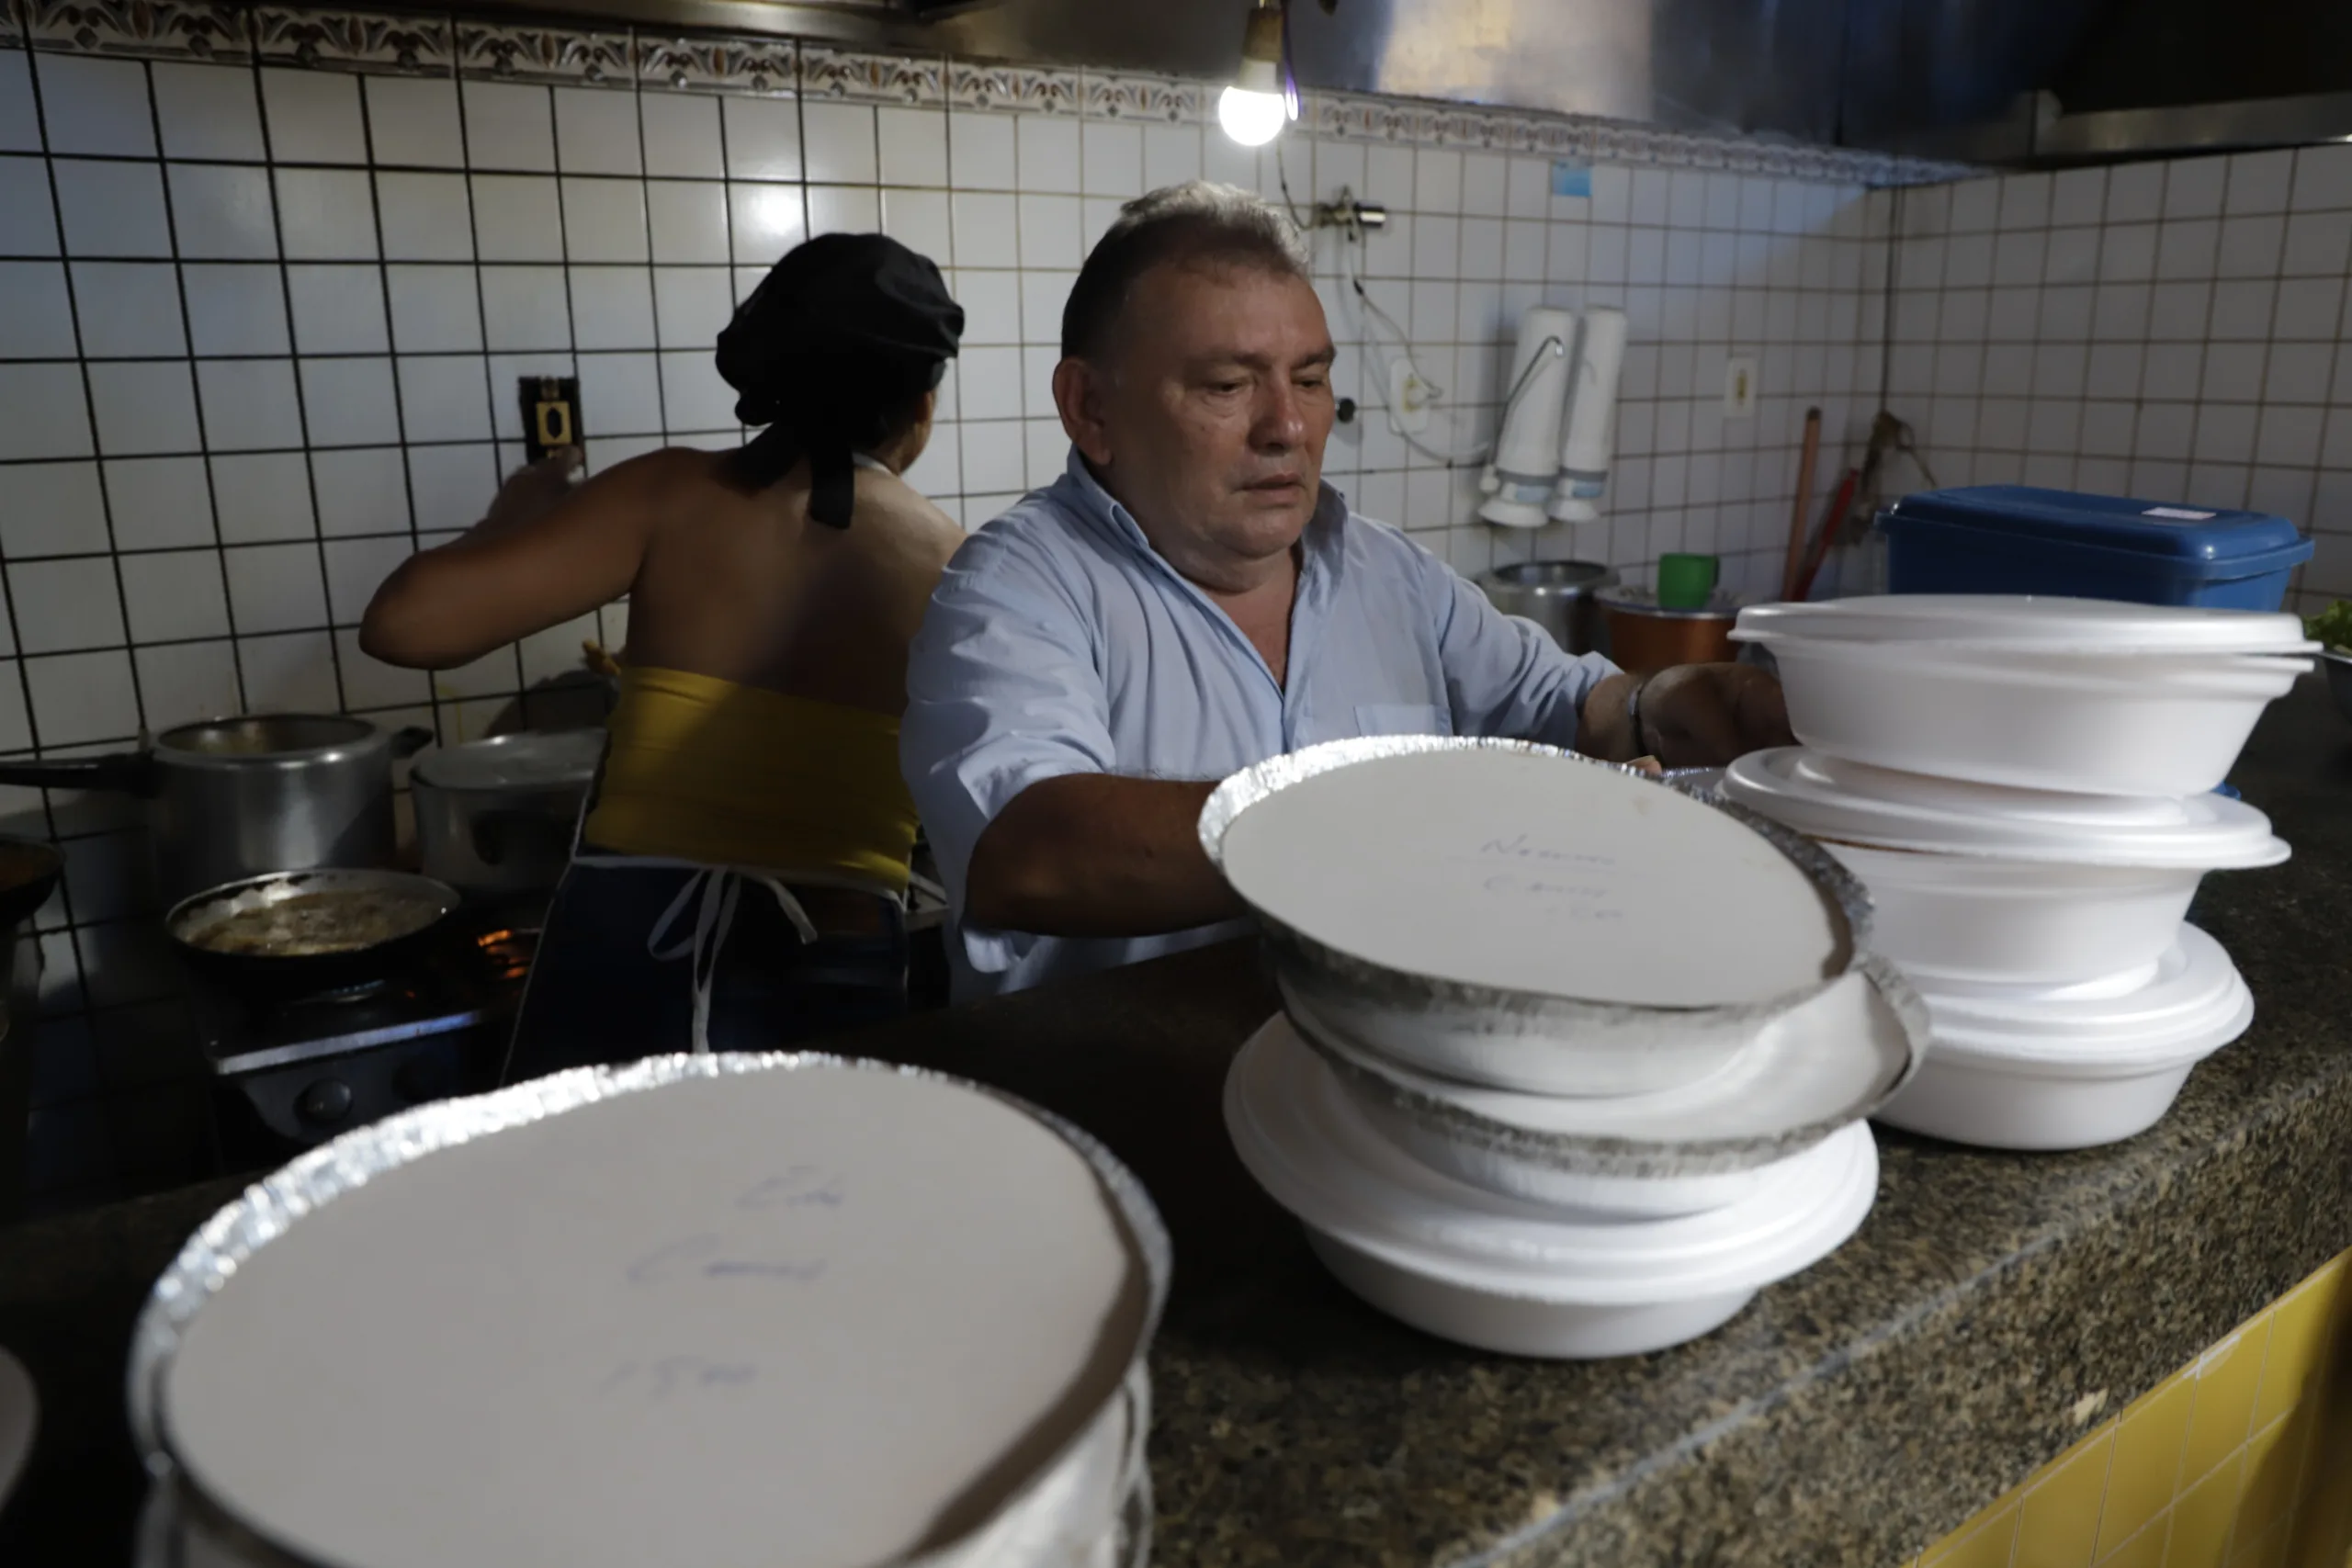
xmin=1215 ymin=745 xmax=1844 ymax=1008
xmin=158 ymin=1064 xmax=1151 ymax=1568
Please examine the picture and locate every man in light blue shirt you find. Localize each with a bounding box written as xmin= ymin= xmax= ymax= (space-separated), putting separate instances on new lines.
xmin=902 ymin=183 xmax=1792 ymax=998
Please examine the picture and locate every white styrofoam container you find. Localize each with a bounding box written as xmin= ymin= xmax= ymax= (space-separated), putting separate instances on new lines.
xmin=1721 ymin=748 xmax=2288 ymax=987
xmin=1823 ymin=844 xmax=2206 ymax=987
xmin=1731 ymin=597 xmax=2312 ymax=796
xmin=1303 ymin=1231 xmax=1770 ymax=1359
xmin=1224 ymin=1023 xmax=1881 ymax=1359
xmin=1874 ymin=925 xmax=2255 ymax=1150
xmin=1760 ymin=642 xmax=2303 ymax=796
xmin=1349 ymin=1107 xmax=1778 ymax=1218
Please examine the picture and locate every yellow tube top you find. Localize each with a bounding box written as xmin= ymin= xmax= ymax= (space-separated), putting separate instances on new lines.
xmin=582 ymin=666 xmax=917 ymax=897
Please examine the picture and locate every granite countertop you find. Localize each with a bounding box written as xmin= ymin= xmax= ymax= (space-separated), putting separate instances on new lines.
xmin=3 ymin=681 xmax=2348 ymax=1566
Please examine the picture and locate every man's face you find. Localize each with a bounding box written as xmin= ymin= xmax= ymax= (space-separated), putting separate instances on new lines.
xmin=1061 ymin=259 xmax=1337 ymax=588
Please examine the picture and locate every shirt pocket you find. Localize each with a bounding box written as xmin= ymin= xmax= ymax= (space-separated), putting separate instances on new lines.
xmin=1352 ymin=703 xmax=1453 ymax=738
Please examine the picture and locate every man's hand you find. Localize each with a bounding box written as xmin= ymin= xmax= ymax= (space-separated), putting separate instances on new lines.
xmin=1636 ymin=662 xmax=1795 ymax=767
xmin=472 ymin=445 xmax=584 ymax=541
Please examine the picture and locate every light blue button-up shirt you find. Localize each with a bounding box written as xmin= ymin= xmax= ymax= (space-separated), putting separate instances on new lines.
xmin=901 ymin=453 xmax=1618 ymax=998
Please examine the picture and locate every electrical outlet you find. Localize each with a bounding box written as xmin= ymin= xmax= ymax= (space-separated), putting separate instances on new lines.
xmin=520 ymin=376 xmax=582 ymax=461
xmin=1388 ymin=355 xmax=1433 ymax=435
xmin=1723 ymin=356 xmax=1758 ymax=421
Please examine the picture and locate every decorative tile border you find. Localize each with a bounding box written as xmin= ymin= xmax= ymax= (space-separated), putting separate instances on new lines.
xmin=21 ymin=0 xmax=253 ymax=62
xmin=455 ymin=17 xmax=630 ymax=85
xmin=1081 ymin=67 xmax=1200 ymax=124
xmin=798 ymin=42 xmax=942 ymax=105
xmin=944 ymin=57 xmax=1079 ymax=116
xmin=10 ymin=0 xmax=1975 ymax=186
xmin=251 ymin=6 xmax=448 ymax=73
xmin=634 ymin=31 xmax=793 ymax=96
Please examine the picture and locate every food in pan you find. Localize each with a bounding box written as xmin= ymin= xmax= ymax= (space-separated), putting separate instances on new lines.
xmin=185 ymin=888 xmax=446 ymax=957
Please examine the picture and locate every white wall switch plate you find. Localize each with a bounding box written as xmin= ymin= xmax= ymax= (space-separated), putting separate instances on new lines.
xmin=1724 ymin=355 xmax=1758 ymax=420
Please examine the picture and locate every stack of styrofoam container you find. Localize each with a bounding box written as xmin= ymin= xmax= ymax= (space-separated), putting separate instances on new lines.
xmin=1724 ymin=595 xmax=2315 ymax=1150
xmin=1202 ymin=739 xmax=1926 ymax=1359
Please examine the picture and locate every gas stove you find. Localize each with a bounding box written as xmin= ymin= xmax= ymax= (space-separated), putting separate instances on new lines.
xmin=199 ymin=897 xmax=544 ymax=1163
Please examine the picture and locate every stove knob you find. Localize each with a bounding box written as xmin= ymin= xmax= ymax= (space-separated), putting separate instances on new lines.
xmin=295 ymin=1078 xmax=355 ymax=1127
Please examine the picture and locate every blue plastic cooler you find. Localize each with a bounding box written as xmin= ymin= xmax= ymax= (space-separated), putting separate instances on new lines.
xmin=1879 ymin=486 xmax=2312 ymax=611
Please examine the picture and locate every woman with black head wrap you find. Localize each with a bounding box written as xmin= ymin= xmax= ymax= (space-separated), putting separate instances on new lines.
xmin=361 ymin=234 xmax=965 ymax=1075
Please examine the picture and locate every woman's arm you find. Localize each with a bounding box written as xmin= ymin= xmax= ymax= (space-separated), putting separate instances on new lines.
xmin=359 ymin=447 xmax=684 ymax=670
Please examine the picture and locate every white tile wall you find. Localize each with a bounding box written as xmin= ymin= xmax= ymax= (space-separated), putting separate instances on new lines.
xmin=0 ymin=30 xmax=1899 ymax=771
xmin=0 ymin=15 xmax=1935 ymax=1198
xmin=1883 ymin=148 xmax=2352 ymax=613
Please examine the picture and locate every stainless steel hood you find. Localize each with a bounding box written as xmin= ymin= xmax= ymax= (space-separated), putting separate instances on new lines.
xmin=469 ymin=0 xmax=2352 ymax=164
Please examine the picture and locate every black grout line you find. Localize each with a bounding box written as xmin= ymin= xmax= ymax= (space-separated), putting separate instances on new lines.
xmin=436 ymin=63 xmax=523 ymax=741
xmin=133 ymin=54 xmax=250 ymax=739
xmin=243 ymin=48 xmax=354 ymax=726
xmin=10 ymin=32 xmax=119 ymax=1139
xmin=610 ymin=70 xmax=672 ymax=460
xmin=355 ymin=66 xmax=436 ymax=734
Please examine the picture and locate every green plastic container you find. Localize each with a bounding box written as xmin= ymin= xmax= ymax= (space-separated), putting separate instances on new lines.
xmin=1657 ymin=553 xmax=1720 ymax=610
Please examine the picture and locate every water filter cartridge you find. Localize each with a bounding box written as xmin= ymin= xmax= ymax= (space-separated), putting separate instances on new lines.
xmin=1548 ymin=306 xmax=1627 ymax=525
xmin=1476 ymin=307 xmax=1576 ymax=529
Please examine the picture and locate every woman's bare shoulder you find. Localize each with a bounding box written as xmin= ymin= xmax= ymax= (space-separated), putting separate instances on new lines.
xmin=560 ymin=445 xmax=727 ymax=513
xmin=855 ymin=469 xmax=968 ymax=558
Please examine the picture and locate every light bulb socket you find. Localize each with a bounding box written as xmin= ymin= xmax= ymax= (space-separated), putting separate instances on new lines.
xmin=1240 ymin=3 xmax=1284 ymax=66
xmin=1231 ymin=55 xmax=1281 ymax=96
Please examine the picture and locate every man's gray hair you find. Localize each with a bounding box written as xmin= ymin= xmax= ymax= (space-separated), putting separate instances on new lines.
xmin=1059 ymin=180 xmax=1312 ymax=361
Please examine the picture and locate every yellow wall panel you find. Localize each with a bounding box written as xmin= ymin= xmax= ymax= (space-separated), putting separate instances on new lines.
xmin=2101 ymin=1375 xmax=2198 ymax=1558
xmin=2256 ymin=1258 xmax=2345 ymax=1429
xmin=2165 ymin=1455 xmax=2245 ymax=1568
xmin=2017 ymin=1430 xmax=2115 ymax=1568
xmin=1905 ymin=1250 xmax=2352 ymax=1568
xmin=2184 ymin=1327 xmax=2270 ymax=1486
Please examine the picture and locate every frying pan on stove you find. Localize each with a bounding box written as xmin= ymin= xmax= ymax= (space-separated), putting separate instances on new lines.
xmin=165 ymin=868 xmax=461 ymax=994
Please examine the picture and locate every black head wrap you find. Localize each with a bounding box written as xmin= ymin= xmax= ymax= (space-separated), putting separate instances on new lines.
xmin=716 ymin=232 xmax=964 ymax=528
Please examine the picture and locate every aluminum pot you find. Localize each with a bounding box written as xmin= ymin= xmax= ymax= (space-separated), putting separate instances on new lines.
xmin=409 ymin=729 xmax=605 ymax=895
xmin=0 ymin=715 xmax=430 ymax=906
xmin=1477 ymin=560 xmax=1618 ymax=654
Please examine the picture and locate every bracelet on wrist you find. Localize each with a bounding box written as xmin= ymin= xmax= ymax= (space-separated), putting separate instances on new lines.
xmin=1625 ymin=674 xmax=1657 ymax=758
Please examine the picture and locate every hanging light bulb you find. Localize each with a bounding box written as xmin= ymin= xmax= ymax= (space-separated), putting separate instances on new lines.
xmin=1218 ymin=0 xmax=1293 ymax=148
xmin=1217 ymin=81 xmax=1287 ymax=147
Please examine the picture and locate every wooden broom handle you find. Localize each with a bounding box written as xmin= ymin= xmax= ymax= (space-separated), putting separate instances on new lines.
xmin=1781 ymin=407 xmax=1823 ymax=601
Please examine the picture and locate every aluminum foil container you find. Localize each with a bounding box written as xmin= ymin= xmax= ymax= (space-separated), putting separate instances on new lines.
xmin=128 ymin=1052 xmax=1170 ymax=1568
xmin=1199 ymin=735 xmax=1875 ymax=1098
xmin=1299 ymin=953 xmax=1928 ymax=1187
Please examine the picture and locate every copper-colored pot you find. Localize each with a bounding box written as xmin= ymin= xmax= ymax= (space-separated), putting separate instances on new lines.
xmin=1598 ymin=588 xmax=1743 ymax=675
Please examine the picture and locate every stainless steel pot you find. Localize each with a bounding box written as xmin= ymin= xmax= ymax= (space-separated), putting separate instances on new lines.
xmin=409 ymin=729 xmax=605 ymax=895
xmin=0 ymin=715 xmax=430 ymax=906
xmin=1476 ymin=560 xmax=1618 ymax=653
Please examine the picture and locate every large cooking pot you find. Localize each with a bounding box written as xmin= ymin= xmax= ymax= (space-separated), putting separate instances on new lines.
xmin=0 ymin=716 xmax=429 ymax=907
xmin=410 ymin=729 xmax=605 ymax=895
xmin=1597 ymin=587 xmax=1745 ymax=676
xmin=1477 ymin=560 xmax=1618 ymax=654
